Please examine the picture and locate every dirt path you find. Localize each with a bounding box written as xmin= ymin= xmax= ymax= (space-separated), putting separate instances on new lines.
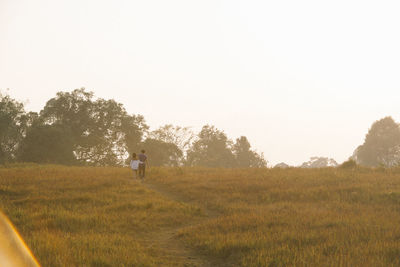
xmin=141 ymin=181 xmax=219 ymax=267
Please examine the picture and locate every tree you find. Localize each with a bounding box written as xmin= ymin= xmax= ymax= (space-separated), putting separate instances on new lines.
xmin=233 ymin=136 xmax=267 ymax=167
xmin=141 ymin=138 xmax=182 ymax=166
xmin=122 ymin=114 xmax=148 ymax=157
xmin=339 ymin=159 xmax=357 ymax=169
xmin=38 ymin=88 xmax=148 ymax=166
xmin=148 ymin=124 xmax=194 ymax=164
xmin=18 ymin=124 xmax=76 ymax=164
xmin=274 ymin=162 xmax=290 ymax=168
xmin=186 ymin=125 xmax=235 ymax=167
xmin=73 ymin=98 xmax=129 ymax=166
xmin=300 ymin=157 xmax=338 ymax=168
xmin=0 ymin=92 xmax=29 ymax=164
xmin=354 ymin=116 xmax=400 ymax=167
xmin=40 ymin=88 xmax=93 ymax=136
xmin=149 ymin=124 xmax=194 ymax=152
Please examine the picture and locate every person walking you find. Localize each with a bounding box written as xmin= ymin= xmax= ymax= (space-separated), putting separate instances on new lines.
xmin=138 ymin=149 xmax=148 ymax=180
xmin=130 ymin=153 xmax=140 ymax=179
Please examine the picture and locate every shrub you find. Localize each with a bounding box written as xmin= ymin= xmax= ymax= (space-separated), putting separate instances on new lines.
xmin=340 ymin=159 xmax=357 ymax=169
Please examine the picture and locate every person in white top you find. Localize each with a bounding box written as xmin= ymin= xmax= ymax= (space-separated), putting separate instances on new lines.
xmin=130 ymin=153 xmax=140 ymax=179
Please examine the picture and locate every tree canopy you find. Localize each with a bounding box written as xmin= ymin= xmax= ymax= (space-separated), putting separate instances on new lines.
xmin=233 ymin=136 xmax=267 ymax=167
xmin=0 ymin=92 xmax=29 ymax=163
xmin=186 ymin=125 xmax=236 ymax=167
xmin=300 ymin=157 xmax=338 ymax=168
xmin=19 ymin=124 xmax=76 ymax=164
xmin=11 ymin=88 xmax=148 ymax=166
xmin=353 ymin=116 xmax=400 ymax=167
xmin=141 ymin=138 xmax=182 ymax=166
xmin=1 ymin=89 xmax=266 ymax=167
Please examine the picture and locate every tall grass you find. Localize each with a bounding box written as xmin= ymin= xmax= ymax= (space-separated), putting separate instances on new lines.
xmin=149 ymin=167 xmax=400 ymax=266
xmin=2 ymin=165 xmax=400 ymax=266
xmin=0 ymin=165 xmax=202 ymax=266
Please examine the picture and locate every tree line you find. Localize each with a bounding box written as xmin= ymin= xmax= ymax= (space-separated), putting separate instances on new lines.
xmin=302 ymin=116 xmax=400 ymax=168
xmin=3 ymin=88 xmax=400 ymax=168
xmin=0 ymin=88 xmax=266 ymax=167
xmin=352 ymin=116 xmax=400 ymax=167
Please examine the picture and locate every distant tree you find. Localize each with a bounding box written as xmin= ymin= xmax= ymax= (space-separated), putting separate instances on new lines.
xmin=233 ymin=136 xmax=267 ymax=167
xmin=339 ymin=159 xmax=357 ymax=169
xmin=300 ymin=157 xmax=338 ymax=168
xmin=0 ymin=92 xmax=29 ymax=164
xmin=186 ymin=125 xmax=235 ymax=167
xmin=40 ymin=88 xmax=93 ymax=135
xmin=148 ymin=124 xmax=194 ymax=164
xmin=141 ymin=138 xmax=182 ymax=166
xmin=274 ymin=162 xmax=290 ymax=168
xmin=149 ymin=124 xmax=194 ymax=152
xmin=39 ymin=88 xmax=148 ymax=166
xmin=122 ymin=114 xmax=148 ymax=158
xmin=18 ymin=124 xmax=76 ymax=164
xmin=354 ymin=116 xmax=400 ymax=167
xmin=73 ymin=98 xmax=129 ymax=166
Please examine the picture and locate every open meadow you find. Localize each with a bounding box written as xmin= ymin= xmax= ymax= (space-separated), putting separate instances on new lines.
xmin=1 ymin=165 xmax=400 ymax=266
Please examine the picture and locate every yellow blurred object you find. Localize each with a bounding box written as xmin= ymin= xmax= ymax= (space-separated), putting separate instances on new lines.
xmin=0 ymin=212 xmax=40 ymax=267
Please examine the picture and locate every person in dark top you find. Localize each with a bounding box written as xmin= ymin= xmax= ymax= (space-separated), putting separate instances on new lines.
xmin=138 ymin=149 xmax=148 ymax=180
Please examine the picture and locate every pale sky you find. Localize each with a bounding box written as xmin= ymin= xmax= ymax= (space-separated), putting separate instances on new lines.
xmin=1 ymin=0 xmax=400 ymax=166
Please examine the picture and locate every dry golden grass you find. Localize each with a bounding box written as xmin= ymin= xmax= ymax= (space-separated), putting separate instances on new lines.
xmin=2 ymin=165 xmax=400 ymax=266
xmin=0 ymin=165 xmax=203 ymax=266
xmin=149 ymin=167 xmax=400 ymax=266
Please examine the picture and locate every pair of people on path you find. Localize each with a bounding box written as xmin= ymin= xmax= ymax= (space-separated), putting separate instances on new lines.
xmin=130 ymin=150 xmax=148 ymax=180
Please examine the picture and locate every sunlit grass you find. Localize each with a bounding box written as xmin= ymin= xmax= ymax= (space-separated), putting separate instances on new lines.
xmin=0 ymin=165 xmax=203 ymax=266
xmin=2 ymin=165 xmax=400 ymax=266
xmin=149 ymin=167 xmax=400 ymax=266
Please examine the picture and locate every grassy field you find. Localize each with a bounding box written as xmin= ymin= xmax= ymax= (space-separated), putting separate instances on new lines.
xmin=0 ymin=165 xmax=204 ymax=266
xmin=1 ymin=165 xmax=400 ymax=266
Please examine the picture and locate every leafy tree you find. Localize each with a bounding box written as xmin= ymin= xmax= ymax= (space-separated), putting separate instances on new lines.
xmin=148 ymin=124 xmax=194 ymax=164
xmin=0 ymin=92 xmax=29 ymax=163
xmin=40 ymin=88 xmax=93 ymax=136
xmin=141 ymin=138 xmax=182 ymax=166
xmin=274 ymin=162 xmax=290 ymax=168
xmin=122 ymin=114 xmax=149 ymax=157
xmin=354 ymin=116 xmax=400 ymax=167
xmin=39 ymin=88 xmax=148 ymax=166
xmin=233 ymin=136 xmax=267 ymax=167
xmin=186 ymin=125 xmax=235 ymax=167
xmin=73 ymin=98 xmax=129 ymax=165
xmin=18 ymin=124 xmax=76 ymax=164
xmin=339 ymin=159 xmax=357 ymax=169
xmin=149 ymin=124 xmax=194 ymax=152
xmin=300 ymin=157 xmax=338 ymax=168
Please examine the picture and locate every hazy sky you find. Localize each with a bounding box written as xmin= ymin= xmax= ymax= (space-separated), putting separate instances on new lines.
xmin=2 ymin=0 xmax=400 ymax=166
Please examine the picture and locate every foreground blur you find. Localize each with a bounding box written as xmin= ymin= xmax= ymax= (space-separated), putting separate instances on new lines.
xmin=0 ymin=212 xmax=39 ymax=267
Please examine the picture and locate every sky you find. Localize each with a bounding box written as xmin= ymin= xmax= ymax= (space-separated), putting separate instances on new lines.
xmin=1 ymin=0 xmax=400 ymax=166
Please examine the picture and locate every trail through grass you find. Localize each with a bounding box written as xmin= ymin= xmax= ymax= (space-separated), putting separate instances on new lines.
xmin=2 ymin=165 xmax=400 ymax=266
xmin=147 ymin=167 xmax=400 ymax=267
xmin=0 ymin=165 xmax=212 ymax=266
xmin=138 ymin=180 xmax=216 ymax=267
